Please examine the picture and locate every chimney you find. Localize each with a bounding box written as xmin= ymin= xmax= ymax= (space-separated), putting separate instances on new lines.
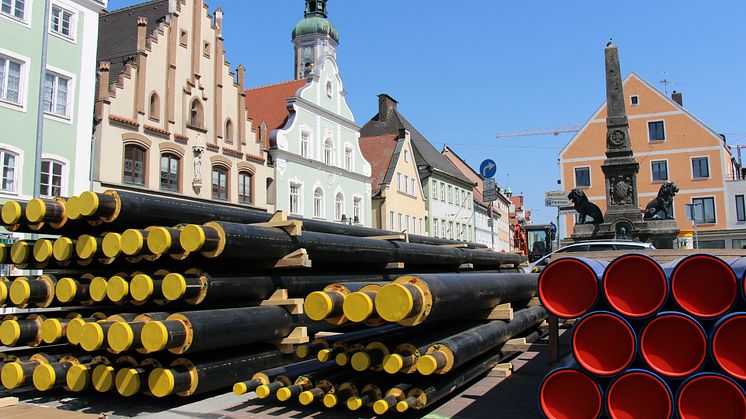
xmin=136 ymin=17 xmax=148 ymax=51
xmin=378 ymin=94 xmax=398 ymax=121
xmin=97 ymin=62 xmax=110 ymax=101
xmin=671 ymin=90 xmax=683 ymax=107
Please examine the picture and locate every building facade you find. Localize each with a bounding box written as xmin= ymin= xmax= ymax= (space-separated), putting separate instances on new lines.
xmin=0 ymin=0 xmax=106 ymax=203
xmin=93 ymin=0 xmax=273 ymax=209
xmin=360 ymin=129 xmax=427 ymax=232
xmin=246 ymin=0 xmax=372 ymax=226
xmin=560 ymin=73 xmax=740 ymax=247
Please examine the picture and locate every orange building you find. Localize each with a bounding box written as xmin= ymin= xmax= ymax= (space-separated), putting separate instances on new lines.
xmin=560 ymin=73 xmax=742 ymax=248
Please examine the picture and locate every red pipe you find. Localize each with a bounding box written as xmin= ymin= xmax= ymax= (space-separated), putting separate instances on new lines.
xmin=572 ymin=312 xmax=635 ymax=376
xmin=670 ymin=255 xmax=737 ymax=319
xmin=603 ymin=254 xmax=667 ymax=318
xmin=539 ymin=258 xmax=605 ymax=319
xmin=711 ymin=313 xmax=746 ymax=381
xmin=640 ymin=313 xmax=706 ymax=378
xmin=607 ymin=370 xmax=672 ymax=419
xmin=677 ymin=374 xmax=746 ymax=419
xmin=540 ymin=368 xmax=602 ymax=419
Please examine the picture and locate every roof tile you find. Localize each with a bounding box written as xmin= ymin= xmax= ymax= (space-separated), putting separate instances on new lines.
xmin=246 ymin=79 xmax=309 ymax=149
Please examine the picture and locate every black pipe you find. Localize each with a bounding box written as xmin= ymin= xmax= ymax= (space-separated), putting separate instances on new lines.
xmin=1 ymin=351 xmax=67 ymax=389
xmin=65 ymin=355 xmax=112 ymax=392
xmin=180 ymin=222 xmax=522 ymax=268
xmin=115 ymin=357 xmax=168 ymax=397
xmin=79 ymin=313 xmax=139 ymax=352
xmin=106 ymin=312 xmax=172 ymax=353
xmin=297 ymin=324 xmax=403 ymax=360
xmin=417 ymin=306 xmax=547 ymax=375
xmin=304 ymin=282 xmax=388 ymax=323
xmin=373 ymin=383 xmax=416 ymax=414
xmin=91 ymin=355 xmax=140 ymax=393
xmin=297 ymin=369 xmax=362 ymax=405
xmin=382 ymin=323 xmax=482 ymax=374
xmin=0 ymin=314 xmax=46 ymax=347
xmin=32 ymin=354 xmax=93 ymax=391
xmin=276 ymin=364 xmax=352 ymax=402
xmin=232 ymin=359 xmax=332 ymax=395
xmin=8 ymin=274 xmax=57 ymax=308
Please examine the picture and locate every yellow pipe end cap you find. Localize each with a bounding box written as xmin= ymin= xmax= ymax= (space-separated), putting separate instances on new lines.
xmin=102 ymin=233 xmax=122 ymax=258
xmin=233 ymin=382 xmax=248 ymax=396
xmin=89 ymin=277 xmax=109 ymax=302
xmin=162 ymin=273 xmax=187 ymax=301
xmin=317 ymin=349 xmax=332 ymax=363
xmin=0 ymin=244 xmax=7 ymax=264
xmin=66 ymin=364 xmax=90 ymax=392
xmin=10 ymin=241 xmax=30 ymax=264
xmin=147 ymin=227 xmax=172 ymax=254
xmin=33 ymin=240 xmax=53 ymax=262
xmin=121 ymin=230 xmax=144 ymax=256
xmin=277 ymin=387 xmax=293 ymax=402
xmin=383 ymin=354 xmax=404 ymax=374
xmin=32 ymin=364 xmax=56 ymax=391
xmin=66 ymin=318 xmax=87 ymax=345
xmin=351 ymin=352 xmax=371 ymax=372
xmin=75 ymin=235 xmax=98 ymax=259
xmin=376 ymin=283 xmax=415 ymax=322
xmin=1 ymin=362 xmax=25 ymax=389
xmin=9 ymin=279 xmax=30 ymax=305
xmin=179 ymin=224 xmax=206 ymax=252
xmin=0 ymin=280 xmax=7 ymax=305
xmin=0 ymin=320 xmax=21 ymax=346
xmin=65 ymin=195 xmax=81 ymax=220
xmin=26 ymin=198 xmax=47 ymax=223
xmin=148 ymin=368 xmax=175 ymax=398
xmin=396 ymin=400 xmax=410 ymax=413
xmin=106 ymin=276 xmax=129 ymax=303
xmin=373 ymin=399 xmax=390 ymax=415
xmin=323 ymin=393 xmax=338 ymax=408
xmin=92 ymin=364 xmax=115 ymax=392
xmin=55 ymin=278 xmax=78 ymax=303
xmin=295 ymin=345 xmax=309 ymax=359
xmin=304 ymin=292 xmax=334 ymax=321
xmin=41 ymin=318 xmax=63 ymax=344
xmin=141 ymin=321 xmax=169 ymax=352
xmin=80 ymin=322 xmax=105 ymax=352
xmin=343 ymin=292 xmax=375 ymax=323
xmin=116 ymin=368 xmax=141 ymax=397
xmin=53 ymin=237 xmax=74 ymax=262
xmin=347 ymin=396 xmax=364 ymax=411
xmin=107 ymin=322 xmax=134 ymax=353
xmin=299 ymin=390 xmax=315 ymax=405
xmin=1 ymin=201 xmax=22 ymax=224
xmin=335 ymin=353 xmax=349 ymax=367
xmin=417 ymin=355 xmax=439 ymax=376
xmin=255 ymin=385 xmax=271 ymax=399
xmin=78 ymin=191 xmax=100 ymax=217
xmin=130 ymin=274 xmax=154 ymax=302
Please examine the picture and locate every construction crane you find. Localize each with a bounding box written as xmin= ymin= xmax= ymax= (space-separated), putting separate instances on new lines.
xmin=495 ymin=125 xmax=582 ymax=139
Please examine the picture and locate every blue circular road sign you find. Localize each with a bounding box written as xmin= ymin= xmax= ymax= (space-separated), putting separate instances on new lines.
xmin=480 ymin=159 xmax=498 ymax=179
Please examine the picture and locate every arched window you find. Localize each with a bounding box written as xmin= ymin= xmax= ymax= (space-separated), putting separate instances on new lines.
xmin=190 ymin=98 xmax=204 ymax=128
xmin=335 ymin=192 xmax=344 ymax=221
xmin=313 ymin=187 xmax=324 ymax=218
xmin=211 ymin=165 xmax=228 ymax=200
xmin=300 ymin=130 xmax=311 ymax=158
xmin=324 ymin=138 xmax=333 ymax=166
xmin=160 ymin=153 xmax=180 ymax=192
xmin=123 ymin=144 xmax=146 ymax=186
xmin=149 ymin=92 xmax=160 ymax=121
xmin=225 ymin=119 xmax=233 ymax=143
xmin=238 ymin=171 xmax=252 ymax=204
xmin=353 ymin=197 xmax=362 ymax=224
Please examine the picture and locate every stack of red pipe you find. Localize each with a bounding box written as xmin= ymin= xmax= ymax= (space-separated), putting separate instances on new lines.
xmin=537 ymin=254 xmax=746 ymax=419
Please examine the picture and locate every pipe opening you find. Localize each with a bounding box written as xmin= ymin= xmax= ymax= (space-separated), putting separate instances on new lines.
xmin=671 ymin=255 xmax=737 ymax=318
xmin=573 ymin=313 xmax=635 ymax=376
xmin=641 ymin=314 xmax=706 ymax=377
xmin=539 ymin=259 xmax=599 ymax=318
xmin=607 ymin=371 xmax=672 ymax=419
xmin=540 ymin=369 xmax=602 ymax=419
xmin=678 ymin=375 xmax=746 ymax=419
xmin=712 ymin=315 xmax=746 ymax=380
xmin=604 ymin=254 xmax=667 ymax=318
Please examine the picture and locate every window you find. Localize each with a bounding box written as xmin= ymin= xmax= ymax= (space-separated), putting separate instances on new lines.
xmin=431 ymin=181 xmax=437 ymax=199
xmin=575 ymin=167 xmax=591 ymax=188
xmin=313 ymin=188 xmax=323 ymax=218
xmin=404 ymin=175 xmax=409 ymax=194
xmin=397 ymin=173 xmax=402 ymax=192
xmin=190 ymin=99 xmax=204 ymax=128
xmin=648 ymin=121 xmax=665 ymax=142
xmin=448 ymin=221 xmax=454 ymax=239
xmin=203 ymin=41 xmax=211 ymax=58
xmin=737 ymin=195 xmax=746 ymax=222
xmin=651 ymin=160 xmax=668 ymax=182
xmin=44 ymin=72 xmax=70 ymax=117
xmin=404 ymin=149 xmax=409 ymax=163
xmin=433 ymin=218 xmax=439 ymax=237
xmin=159 ymin=153 xmax=180 ymax=192
xmin=211 ymin=166 xmax=228 ymax=200
xmin=123 ymin=145 xmax=146 ymax=186
xmin=410 ymin=179 xmax=416 ymax=196
xmin=441 ymin=220 xmax=446 ymax=238
xmin=0 ymin=149 xmax=16 ymax=192
xmin=179 ymin=30 xmax=188 ymax=47
xmin=440 ymin=183 xmax=445 ymax=201
xmin=149 ymin=92 xmax=160 ymax=121
xmin=50 ymin=5 xmax=74 ymax=38
xmin=325 ymin=81 xmax=332 ymax=98
xmin=353 ymin=197 xmax=361 ymax=224
xmin=1 ymin=0 xmax=25 ymax=21
xmin=699 ymin=240 xmax=725 ymax=249
xmin=456 ymin=222 xmax=460 ymax=239
xmin=39 ymin=159 xmax=63 ymax=197
xmin=448 ymin=185 xmax=453 ymax=203
xmin=733 ymin=239 xmax=746 ymax=249
xmin=300 ymin=131 xmax=310 ymax=158
xmin=692 ymin=197 xmax=716 ymax=224
xmin=344 ymin=147 xmax=352 ymax=171
xmin=238 ymin=172 xmax=252 ymax=204
xmin=289 ymin=183 xmax=301 ymax=214
xmin=335 ymin=193 xmax=344 ymax=221
xmin=692 ymin=157 xmax=709 ymax=179
xmin=324 ymin=139 xmax=333 ymax=165
xmin=398 ymin=213 xmax=403 ymax=230
xmin=224 ymin=119 xmax=233 ymax=143
xmin=630 ymin=95 xmax=639 ymax=106
xmin=0 ymin=56 xmax=22 ymax=104
xmin=389 ymin=211 xmax=394 ymax=229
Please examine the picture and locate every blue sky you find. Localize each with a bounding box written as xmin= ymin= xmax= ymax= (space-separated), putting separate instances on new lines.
xmin=108 ymin=0 xmax=746 ymax=225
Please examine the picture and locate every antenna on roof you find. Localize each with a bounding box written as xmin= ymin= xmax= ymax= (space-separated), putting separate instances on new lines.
xmin=659 ymin=72 xmax=686 ymax=95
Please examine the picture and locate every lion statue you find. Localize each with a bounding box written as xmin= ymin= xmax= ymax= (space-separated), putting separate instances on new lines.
xmin=644 ymin=182 xmax=679 ymax=220
xmin=568 ymin=189 xmax=604 ymax=225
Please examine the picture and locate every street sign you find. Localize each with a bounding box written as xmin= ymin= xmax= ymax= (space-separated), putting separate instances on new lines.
xmin=480 ymin=159 xmax=498 ymax=179
xmin=483 ymin=178 xmax=497 ymax=202
xmin=545 ymin=190 xmax=571 ymax=207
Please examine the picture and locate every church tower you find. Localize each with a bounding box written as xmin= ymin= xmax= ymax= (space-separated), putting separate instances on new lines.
xmin=292 ymin=0 xmax=339 ymax=79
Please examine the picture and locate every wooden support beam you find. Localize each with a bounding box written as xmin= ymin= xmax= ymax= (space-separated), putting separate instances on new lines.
xmin=368 ymin=234 xmax=406 ymax=241
xmin=260 ymin=289 xmax=305 ymax=315
xmin=251 ymin=211 xmax=303 ymax=236
xmin=487 ymin=363 xmax=513 ymax=378
xmin=484 ymin=302 xmax=513 ymax=320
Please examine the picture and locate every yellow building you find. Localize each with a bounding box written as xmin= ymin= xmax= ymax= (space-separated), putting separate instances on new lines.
xmin=560 ymin=73 xmax=740 ymax=247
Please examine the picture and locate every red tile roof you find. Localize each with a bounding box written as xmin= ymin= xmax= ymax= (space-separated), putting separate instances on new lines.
xmin=359 ymin=134 xmax=399 ymax=195
xmin=246 ymin=79 xmax=309 ymax=149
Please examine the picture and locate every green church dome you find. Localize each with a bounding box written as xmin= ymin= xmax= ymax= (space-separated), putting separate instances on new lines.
xmin=292 ymin=16 xmax=339 ymax=43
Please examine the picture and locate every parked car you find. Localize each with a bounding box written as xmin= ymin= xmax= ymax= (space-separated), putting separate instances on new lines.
xmin=527 ymin=241 xmax=656 ymax=273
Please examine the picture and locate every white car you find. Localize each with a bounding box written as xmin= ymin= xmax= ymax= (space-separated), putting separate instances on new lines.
xmin=527 ymin=241 xmax=656 ymax=273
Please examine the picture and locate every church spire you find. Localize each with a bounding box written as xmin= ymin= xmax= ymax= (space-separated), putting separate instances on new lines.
xmin=305 ymin=0 xmax=328 ymax=18
xmin=292 ymin=0 xmax=338 ymax=79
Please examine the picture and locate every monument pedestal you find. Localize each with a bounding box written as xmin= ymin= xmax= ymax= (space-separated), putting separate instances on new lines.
xmin=572 ymin=218 xmax=679 ymax=249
